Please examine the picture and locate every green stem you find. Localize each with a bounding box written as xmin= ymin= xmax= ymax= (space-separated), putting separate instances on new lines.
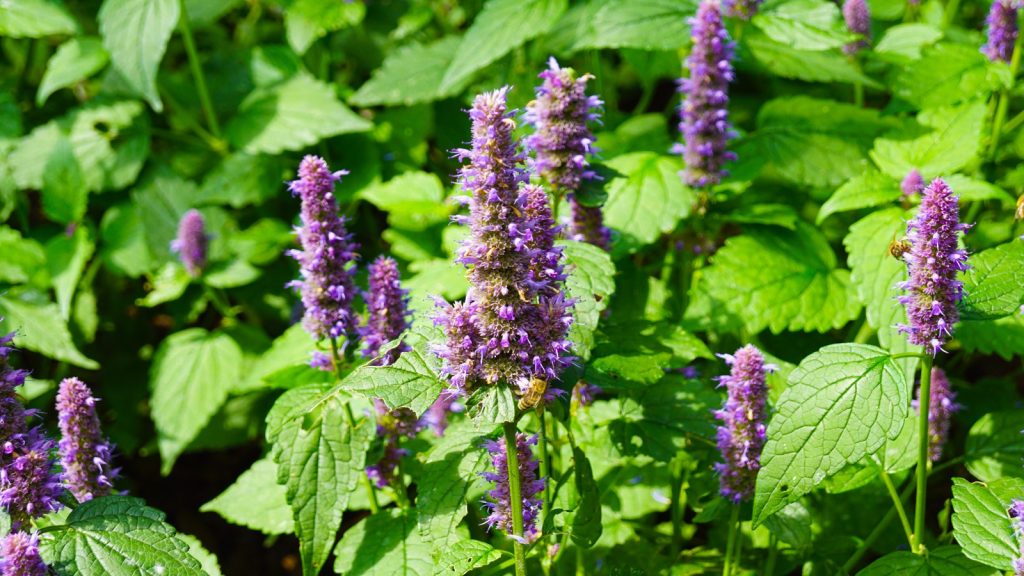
xmin=203 ymin=285 xmax=235 ymax=319
xmin=538 ymin=407 xmax=552 ymax=535
xmin=723 ymin=505 xmax=740 ymax=576
xmin=842 ymin=478 xmax=915 ymax=572
xmin=913 ymin=355 xmax=934 ymax=553
xmin=178 ymin=0 xmax=222 ymax=138
xmin=854 ymin=81 xmax=864 ymax=107
xmin=853 ymin=320 xmax=875 ymax=344
xmin=732 ymin=518 xmax=744 ymax=574
xmin=764 ymin=533 xmax=778 ymax=576
xmin=331 ymin=338 xmax=381 ymax=514
xmin=1003 ymin=108 xmax=1024 ymax=136
xmin=881 ymin=470 xmax=915 ymax=549
xmin=890 ymin=352 xmax=929 ymax=361
xmin=988 ymin=40 xmax=1022 ymax=161
xmin=669 ymin=455 xmax=685 ymax=557
xmin=941 ymin=0 xmax=961 ymax=29
xmin=504 ymin=422 xmax=529 ymax=576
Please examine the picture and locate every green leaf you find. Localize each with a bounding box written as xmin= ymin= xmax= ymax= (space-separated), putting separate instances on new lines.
xmin=178 ymin=534 xmax=224 ymax=576
xmin=893 ymin=43 xmax=1011 ymax=109
xmin=199 ymin=153 xmax=286 ymax=208
xmin=752 ymin=0 xmax=856 ymax=50
xmin=817 ymin=169 xmax=901 ymax=224
xmin=571 ymin=446 xmax=602 ymax=548
xmin=561 ymin=240 xmax=616 ymax=359
xmin=45 ymin=227 xmax=95 ymax=320
xmin=433 ymin=540 xmax=503 ymax=575
xmin=870 ymin=101 xmax=986 ymax=180
xmin=763 ymin=502 xmax=813 ymax=551
xmin=201 ymin=456 xmax=293 ymax=535
xmin=753 ymin=344 xmax=911 ymax=525
xmin=12 ymin=100 xmax=149 ymax=194
xmin=267 ymin=385 xmax=373 ymax=576
xmin=341 ymin=342 xmax=445 ymax=417
xmin=40 ymin=135 xmax=87 ymax=224
xmin=38 ymin=496 xmax=204 ymax=576
xmin=608 ymin=374 xmax=720 ymax=459
xmin=740 ymin=96 xmax=893 ymax=188
xmin=844 ymin=208 xmax=916 ymax=353
xmin=744 ymin=28 xmax=879 ymax=87
xmin=873 ymin=23 xmax=943 ymax=64
xmin=416 ymin=421 xmax=490 ymax=547
xmin=944 ymin=174 xmax=1015 ymax=204
xmin=602 ymin=152 xmax=694 ymax=250
xmin=698 ymin=222 xmax=862 ymax=334
xmin=951 ymin=477 xmax=1024 ymax=571
xmin=0 ymin=293 xmax=99 ymax=369
xmin=439 ymin=0 xmax=568 ymax=92
xmin=357 ymin=172 xmax=449 ymax=231
xmin=131 ymin=169 xmax=200 ymax=264
xmin=37 ymin=37 xmax=109 ymax=106
xmin=0 ymin=227 xmax=47 ymax=285
xmin=137 ymin=263 xmax=191 ymax=307
xmin=333 ymin=509 xmax=435 ymax=576
xmin=226 ymin=73 xmax=372 ymax=154
xmin=100 ymin=203 xmax=154 ymax=277
xmin=0 ymin=0 xmax=79 ymax=38
xmin=958 ymin=315 xmax=1024 ymax=361
xmin=467 ymin=384 xmax=517 ymax=426
xmin=283 ymin=0 xmax=364 ymax=54
xmin=960 ymin=241 xmax=1024 ymax=321
xmin=588 ymin=322 xmax=712 ymax=389
xmin=239 ymin=324 xmax=316 ymax=392
xmin=204 ymin=259 xmax=260 ymax=289
xmin=150 ymin=328 xmax=243 ymax=473
xmin=351 ymin=37 xmax=464 ymax=107
xmin=825 ymin=413 xmax=919 ymax=493
xmin=859 ymin=546 xmax=1000 ymax=575
xmin=965 ymin=411 xmax=1024 ymax=482
xmin=98 ymin=0 xmax=180 ymax=112
xmin=570 ymin=0 xmax=695 ymax=51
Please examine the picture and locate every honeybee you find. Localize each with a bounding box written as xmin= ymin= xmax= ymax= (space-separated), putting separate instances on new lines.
xmin=518 ymin=376 xmax=547 ymax=410
xmin=888 ymin=237 xmax=912 ymax=259
xmin=1016 ymin=193 xmax=1024 ymax=220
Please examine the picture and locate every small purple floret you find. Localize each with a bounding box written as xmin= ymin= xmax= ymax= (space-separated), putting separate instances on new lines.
xmin=1010 ymin=499 xmax=1024 ymax=575
xmin=911 ymin=367 xmax=960 ymax=462
xmin=56 ymin=377 xmax=117 ymax=503
xmin=171 ymin=209 xmax=209 ymax=276
xmin=288 ymin=156 xmax=360 ymax=343
xmin=901 ymin=169 xmax=925 ymax=196
xmin=481 ymin=433 xmax=545 ymax=542
xmin=983 ymin=0 xmax=1019 ymax=63
xmin=0 ymin=532 xmax=47 ymax=576
xmin=360 ymin=257 xmax=411 ymax=366
xmin=675 ymin=0 xmax=737 ymax=188
xmin=896 ymin=178 xmax=970 ymax=355
xmin=714 ymin=345 xmax=772 ymax=503
xmin=0 ymin=428 xmax=63 ymax=528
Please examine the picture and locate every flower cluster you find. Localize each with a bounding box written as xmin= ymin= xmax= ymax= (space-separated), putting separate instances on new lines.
xmin=714 ymin=345 xmax=772 ymax=503
xmin=0 ymin=532 xmax=47 ymax=576
xmin=288 ymin=156 xmax=360 ymax=343
xmin=421 ymin=395 xmax=461 ymax=437
xmin=360 ymin=257 xmax=411 ymax=366
xmin=481 ymin=433 xmax=545 ymax=542
xmin=842 ymin=0 xmax=871 ymax=54
xmin=1010 ymin=499 xmax=1024 ymax=576
xmin=675 ymin=0 xmax=736 ymax=188
xmin=171 ymin=209 xmax=209 ymax=276
xmin=56 ymin=377 xmax=117 ymax=502
xmin=897 ymin=178 xmax=970 ymax=355
xmin=983 ymin=0 xmax=1019 ymax=63
xmin=524 ymin=58 xmax=610 ymax=250
xmin=433 ymin=88 xmax=573 ymax=405
xmin=912 ymin=368 xmax=960 ymax=462
xmin=901 ymin=169 xmax=924 ymax=197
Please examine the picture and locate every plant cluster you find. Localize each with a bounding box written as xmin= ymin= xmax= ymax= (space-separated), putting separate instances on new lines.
xmin=1 ymin=0 xmax=1023 ymax=575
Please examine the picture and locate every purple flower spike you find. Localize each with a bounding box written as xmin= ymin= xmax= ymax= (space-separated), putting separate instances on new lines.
xmin=366 ymin=400 xmax=419 ymax=489
xmin=421 ymin=394 xmax=462 ymax=437
xmin=901 ymin=169 xmax=925 ymax=196
xmin=676 ymin=0 xmax=737 ymax=188
xmin=360 ymin=257 xmax=411 ymax=366
xmin=983 ymin=0 xmax=1019 ymax=62
xmin=481 ymin=433 xmax=545 ymax=543
xmin=0 ymin=532 xmax=47 ymax=576
xmin=0 ymin=428 xmax=63 ymax=528
xmin=842 ymin=0 xmax=871 ymax=54
xmin=524 ymin=58 xmax=602 ymax=196
xmin=55 ymin=378 xmax=117 ymax=503
xmin=724 ymin=0 xmax=763 ymax=19
xmin=912 ymin=368 xmax=960 ymax=462
xmin=0 ymin=332 xmax=30 ymax=453
xmin=1010 ymin=499 xmax=1024 ymax=575
xmin=287 ymin=156 xmax=360 ymax=342
xmin=896 ymin=178 xmax=970 ymax=355
xmin=714 ymin=345 xmax=772 ymax=503
xmin=170 ymin=210 xmax=209 ymax=276
xmin=434 ymin=88 xmax=574 ymax=405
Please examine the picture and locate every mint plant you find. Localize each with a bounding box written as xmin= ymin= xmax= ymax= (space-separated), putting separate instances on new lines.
xmin=1 ymin=0 xmax=1023 ymax=574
